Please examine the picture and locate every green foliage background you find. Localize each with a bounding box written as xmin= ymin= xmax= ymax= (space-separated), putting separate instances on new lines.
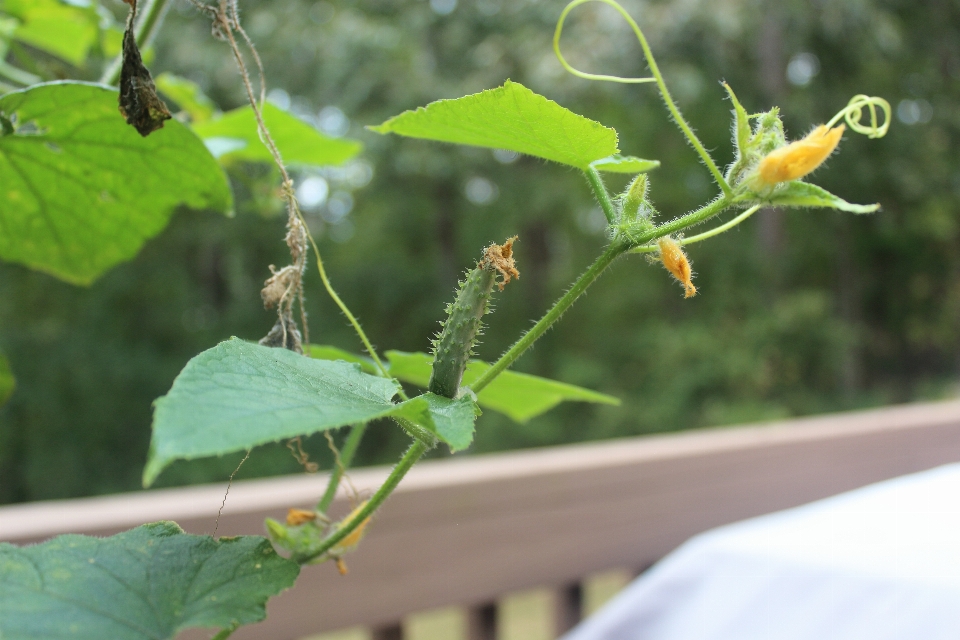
xmin=2 ymin=0 xmax=959 ymax=503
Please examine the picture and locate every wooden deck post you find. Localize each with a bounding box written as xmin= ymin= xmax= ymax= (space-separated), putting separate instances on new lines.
xmin=554 ymin=583 xmax=583 ymax=636
xmin=466 ymin=602 xmax=497 ymax=640
xmin=371 ymin=623 xmax=403 ymax=640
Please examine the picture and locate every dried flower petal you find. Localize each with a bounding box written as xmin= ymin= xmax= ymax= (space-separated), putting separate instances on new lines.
xmin=657 ymin=237 xmax=696 ymax=298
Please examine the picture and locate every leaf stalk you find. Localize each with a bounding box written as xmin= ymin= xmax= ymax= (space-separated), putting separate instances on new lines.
xmin=585 ymin=166 xmax=618 ymax=224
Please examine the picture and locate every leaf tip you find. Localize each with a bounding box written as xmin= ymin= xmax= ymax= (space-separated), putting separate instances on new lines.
xmin=142 ymin=459 xmax=163 ymax=488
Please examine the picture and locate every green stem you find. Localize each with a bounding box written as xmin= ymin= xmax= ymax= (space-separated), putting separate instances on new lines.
xmin=468 ymin=194 xmax=732 ymax=395
xmin=467 ymin=167 xmax=626 ymax=393
xmin=317 ymin=423 xmax=368 ymax=513
xmin=629 ymin=204 xmax=761 ymax=253
xmin=555 ymin=0 xmax=731 ymax=198
xmin=303 ymin=230 xmax=403 ymax=397
xmin=585 ymin=166 xmax=617 ymax=224
xmin=470 ymin=240 xmax=630 ymax=394
xmin=99 ymin=0 xmax=173 ymax=86
xmin=630 ymin=195 xmax=732 ymax=246
xmin=296 ymin=439 xmax=428 ymax=564
xmin=0 ymin=61 xmax=40 ymax=87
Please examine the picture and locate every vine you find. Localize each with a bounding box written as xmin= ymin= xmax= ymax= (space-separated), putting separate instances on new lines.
xmin=0 ymin=0 xmax=893 ymax=635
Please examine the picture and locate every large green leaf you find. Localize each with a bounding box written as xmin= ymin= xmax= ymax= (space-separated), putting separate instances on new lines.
xmin=0 ymin=349 xmax=13 ymax=406
xmin=0 ymin=82 xmax=232 ymax=285
xmin=387 ymin=351 xmax=620 ymax=423
xmin=764 ymin=181 xmax=879 ymax=214
xmin=0 ymin=521 xmax=299 ymax=640
xmin=146 ymin=339 xmax=422 ymax=486
xmin=369 ymin=80 xmax=619 ymax=170
xmin=1 ymin=0 xmax=100 ymax=66
xmin=192 ymin=103 xmax=362 ymax=167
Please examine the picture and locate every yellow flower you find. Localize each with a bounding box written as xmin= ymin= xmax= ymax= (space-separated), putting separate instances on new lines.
xmin=658 ymin=237 xmax=696 ymax=298
xmin=757 ymin=124 xmax=845 ymax=185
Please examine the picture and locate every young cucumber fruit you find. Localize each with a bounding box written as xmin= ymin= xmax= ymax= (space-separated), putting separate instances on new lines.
xmin=428 ymin=237 xmax=519 ymax=399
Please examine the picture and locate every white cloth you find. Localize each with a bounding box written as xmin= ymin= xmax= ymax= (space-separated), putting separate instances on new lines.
xmin=564 ymin=463 xmax=960 ymax=640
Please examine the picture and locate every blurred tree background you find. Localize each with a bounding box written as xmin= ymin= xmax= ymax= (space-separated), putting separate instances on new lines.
xmin=1 ymin=0 xmax=958 ymax=503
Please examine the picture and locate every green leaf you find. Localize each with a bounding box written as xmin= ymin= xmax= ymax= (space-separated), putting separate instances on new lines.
xmin=155 ymin=72 xmax=217 ymax=124
xmin=369 ymin=80 xmax=619 ymax=170
xmin=0 ymin=349 xmax=14 ymax=407
xmin=418 ymin=392 xmax=480 ymax=451
xmin=0 ymin=521 xmax=299 ymax=640
xmin=386 ymin=351 xmax=620 ymax=423
xmin=306 ymin=343 xmax=379 ymax=375
xmin=146 ymin=339 xmax=413 ymax=486
xmin=765 ymin=181 xmax=880 ymax=214
xmin=2 ymin=0 xmax=100 ymax=66
xmin=590 ymin=154 xmax=659 ymax=174
xmin=192 ymin=102 xmax=362 ymax=167
xmin=0 ymin=82 xmax=232 ymax=285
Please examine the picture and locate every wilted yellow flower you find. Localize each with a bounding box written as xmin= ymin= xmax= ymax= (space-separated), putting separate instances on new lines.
xmin=757 ymin=124 xmax=845 ymax=185
xmin=329 ymin=501 xmax=371 ymax=557
xmin=328 ymin=501 xmax=372 ymax=576
xmin=285 ymin=508 xmax=317 ymax=526
xmin=657 ymin=237 xmax=696 ymax=298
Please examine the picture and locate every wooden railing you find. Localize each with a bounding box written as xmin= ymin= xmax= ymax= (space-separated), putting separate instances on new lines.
xmin=3 ymin=400 xmax=960 ymax=639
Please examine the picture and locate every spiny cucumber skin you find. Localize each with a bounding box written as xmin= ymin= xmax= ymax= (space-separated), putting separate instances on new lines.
xmin=428 ymin=266 xmax=496 ymax=398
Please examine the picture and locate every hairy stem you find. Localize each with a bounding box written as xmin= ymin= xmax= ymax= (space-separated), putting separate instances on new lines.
xmin=100 ymin=0 xmax=173 ymax=85
xmin=469 ymin=195 xmax=735 ymax=394
xmin=585 ymin=167 xmax=618 ymax=224
xmin=631 ymin=195 xmax=732 ymax=245
xmin=296 ymin=440 xmax=428 ymax=564
xmin=629 ymin=204 xmax=761 ymax=253
xmin=0 ymin=60 xmax=40 ymax=86
xmin=317 ymin=423 xmax=368 ymax=513
xmin=302 ymin=230 xmax=399 ymax=390
xmin=555 ymin=0 xmax=731 ymax=197
xmin=470 ymin=240 xmax=630 ymax=394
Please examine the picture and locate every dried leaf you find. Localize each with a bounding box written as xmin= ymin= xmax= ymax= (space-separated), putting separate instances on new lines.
xmin=118 ymin=0 xmax=170 ymax=137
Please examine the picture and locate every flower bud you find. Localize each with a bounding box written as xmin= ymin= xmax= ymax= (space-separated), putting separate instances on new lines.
xmin=620 ymin=174 xmax=649 ymax=221
xmin=756 ymin=124 xmax=845 ymax=185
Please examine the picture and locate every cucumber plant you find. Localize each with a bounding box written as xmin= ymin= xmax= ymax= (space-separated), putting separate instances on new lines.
xmin=0 ymin=0 xmax=889 ymax=636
